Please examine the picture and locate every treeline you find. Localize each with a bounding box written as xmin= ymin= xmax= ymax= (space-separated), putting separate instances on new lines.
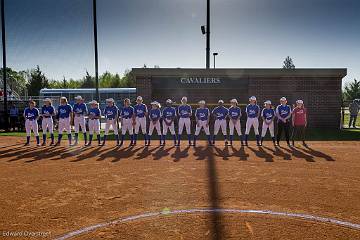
xmin=0 ymin=66 xmax=135 ymax=96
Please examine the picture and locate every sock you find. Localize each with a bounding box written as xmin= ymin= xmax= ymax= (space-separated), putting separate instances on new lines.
xmin=130 ymin=135 xmax=134 ymax=144
xmin=187 ymin=134 xmax=192 ymax=144
xmin=193 ymin=135 xmax=197 ymax=145
xmin=207 ymin=135 xmax=212 ymax=144
xmin=103 ymin=135 xmax=107 ymax=144
xmin=162 ymin=135 xmax=166 ymax=144
xmin=58 ymin=134 xmax=63 ymax=143
xmin=261 ymin=137 xmax=264 ymax=144
xmin=89 ymin=134 xmax=93 ymax=144
xmin=229 ymin=135 xmax=233 ymax=144
xmin=134 ymin=134 xmax=138 ymax=142
xmin=74 ymin=133 xmax=79 ymax=143
xmin=68 ymin=134 xmax=72 ymax=145
xmin=240 ymin=135 xmax=244 ymax=144
xmin=42 ymin=134 xmax=46 ymax=143
xmin=115 ymin=134 xmax=119 ymax=145
xmin=36 ymin=136 xmax=40 ymax=144
xmin=177 ymin=135 xmax=181 ymax=145
xmin=147 ymin=134 xmax=151 ymax=144
xmin=120 ymin=134 xmax=124 ymax=145
xmin=26 ymin=136 xmax=30 ymax=144
xmin=144 ymin=134 xmax=147 ymax=144
xmin=50 ymin=133 xmax=54 ymax=143
xmin=83 ymin=133 xmax=87 ymax=144
xmin=173 ymin=135 xmax=177 ymax=144
xmin=256 ymin=135 xmax=260 ymax=144
xmin=245 ymin=134 xmax=249 ymax=143
xmin=224 ymin=135 xmax=228 ymax=142
xmin=272 ymin=137 xmax=276 ymax=143
xmin=212 ymin=135 xmax=216 ymax=144
xmin=97 ymin=134 xmax=101 ymax=144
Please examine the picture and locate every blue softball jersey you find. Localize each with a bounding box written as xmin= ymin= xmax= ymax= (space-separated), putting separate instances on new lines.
xmin=178 ymin=105 xmax=192 ymax=118
xmin=195 ymin=108 xmax=210 ymax=121
xmin=212 ymin=106 xmax=229 ymax=120
xmin=149 ymin=108 xmax=161 ymax=120
xmin=229 ymin=106 xmax=241 ymax=120
xmin=103 ymin=105 xmax=119 ymax=119
xmin=58 ymin=104 xmax=72 ymax=118
xmin=89 ymin=107 xmax=101 ymax=118
xmin=73 ymin=103 xmax=88 ymax=115
xmin=246 ymin=104 xmax=260 ymax=118
xmin=276 ymin=105 xmax=292 ymax=119
xmin=121 ymin=106 xmax=134 ymax=119
xmin=134 ymin=104 xmax=148 ymax=118
xmin=24 ymin=107 xmax=39 ymax=120
xmin=41 ymin=105 xmax=55 ymax=116
xmin=162 ymin=107 xmax=176 ymax=120
xmin=262 ymin=108 xmax=275 ymax=120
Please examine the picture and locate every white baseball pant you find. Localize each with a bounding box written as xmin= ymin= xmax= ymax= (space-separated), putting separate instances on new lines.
xmin=195 ymin=120 xmax=210 ymax=135
xmin=261 ymin=121 xmax=275 ymax=137
xmin=74 ymin=115 xmax=86 ymax=133
xmin=162 ymin=120 xmax=175 ymax=135
xmin=178 ymin=118 xmax=191 ymax=134
xmin=58 ymin=118 xmax=71 ymax=134
xmin=148 ymin=121 xmax=162 ymax=136
xmin=104 ymin=119 xmax=118 ymax=135
xmin=121 ymin=118 xmax=134 ymax=135
xmin=135 ymin=117 xmax=147 ymax=134
xmin=88 ymin=119 xmax=100 ymax=135
xmin=25 ymin=119 xmax=39 ymax=136
xmin=245 ymin=118 xmax=259 ymax=135
xmin=229 ymin=119 xmax=242 ymax=136
xmin=214 ymin=119 xmax=227 ymax=135
xmin=42 ymin=117 xmax=53 ymax=134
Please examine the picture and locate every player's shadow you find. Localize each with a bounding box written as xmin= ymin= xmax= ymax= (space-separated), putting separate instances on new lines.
xmin=213 ymin=146 xmax=230 ymax=160
xmin=193 ymin=146 xmax=212 ymax=160
xmin=135 ymin=146 xmax=160 ymax=160
xmin=152 ymin=146 xmax=174 ymax=160
xmin=111 ymin=146 xmax=142 ymax=163
xmin=230 ymin=146 xmax=249 ymax=161
xmin=280 ymin=146 xmax=315 ymax=162
xmin=25 ymin=146 xmax=72 ymax=163
xmin=72 ymin=146 xmax=106 ymax=162
xmin=171 ymin=146 xmax=190 ymax=162
xmin=301 ymin=145 xmax=335 ymax=161
xmin=247 ymin=146 xmax=274 ymax=162
xmin=262 ymin=145 xmax=292 ymax=161
xmin=4 ymin=147 xmax=38 ymax=161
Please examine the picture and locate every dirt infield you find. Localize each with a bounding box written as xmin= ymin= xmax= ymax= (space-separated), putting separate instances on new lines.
xmin=0 ymin=136 xmax=360 ymax=239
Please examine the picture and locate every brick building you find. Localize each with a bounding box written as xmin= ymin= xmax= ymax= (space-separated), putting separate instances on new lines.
xmin=133 ymin=68 xmax=346 ymax=128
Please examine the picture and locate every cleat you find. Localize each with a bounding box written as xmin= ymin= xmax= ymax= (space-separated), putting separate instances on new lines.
xmin=41 ymin=142 xmax=46 ymax=146
xmin=24 ymin=143 xmax=30 ymax=146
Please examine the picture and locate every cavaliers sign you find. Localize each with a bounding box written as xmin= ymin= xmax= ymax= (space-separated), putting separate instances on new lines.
xmin=180 ymin=77 xmax=221 ymax=84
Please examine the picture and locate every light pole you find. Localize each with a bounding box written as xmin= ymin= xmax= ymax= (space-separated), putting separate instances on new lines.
xmin=1 ymin=0 xmax=9 ymax=131
xmin=201 ymin=0 xmax=211 ymax=69
xmin=92 ymin=0 xmax=100 ymax=102
xmin=213 ymin=52 xmax=218 ymax=69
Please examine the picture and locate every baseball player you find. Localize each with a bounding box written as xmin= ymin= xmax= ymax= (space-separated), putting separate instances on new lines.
xmin=147 ymin=101 xmax=162 ymax=146
xmin=86 ymin=100 xmax=102 ymax=146
xmin=212 ymin=100 xmax=229 ymax=145
xmin=276 ymin=97 xmax=292 ymax=146
xmin=102 ymin=98 xmax=119 ymax=145
xmin=193 ymin=100 xmax=212 ymax=146
xmin=244 ymin=96 xmax=261 ymax=146
xmin=228 ymin=99 xmax=243 ymax=145
xmin=41 ymin=98 xmax=56 ymax=145
xmin=162 ymin=99 xmax=177 ymax=146
xmin=177 ymin=96 xmax=192 ymax=146
xmin=291 ymin=100 xmax=308 ymax=147
xmin=72 ymin=96 xmax=88 ymax=145
xmin=260 ymin=100 xmax=276 ymax=146
xmin=23 ymin=100 xmax=40 ymax=146
xmin=119 ymin=98 xmax=135 ymax=146
xmin=133 ymin=96 xmax=148 ymax=145
xmin=54 ymin=97 xmax=73 ymax=146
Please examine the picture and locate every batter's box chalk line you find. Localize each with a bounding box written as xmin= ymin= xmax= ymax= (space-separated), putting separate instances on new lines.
xmin=54 ymin=208 xmax=360 ymax=240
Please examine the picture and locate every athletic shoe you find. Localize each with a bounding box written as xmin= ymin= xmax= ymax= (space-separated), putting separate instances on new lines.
xmin=303 ymin=142 xmax=308 ymax=147
xmin=41 ymin=142 xmax=46 ymax=146
xmin=71 ymin=142 xmax=78 ymax=146
xmin=36 ymin=143 xmax=41 ymax=147
xmin=54 ymin=142 xmax=60 ymax=147
xmin=50 ymin=142 xmax=54 ymax=146
xmin=24 ymin=143 xmax=30 ymax=146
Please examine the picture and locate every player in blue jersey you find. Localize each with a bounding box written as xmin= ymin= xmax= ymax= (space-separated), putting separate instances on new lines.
xmin=162 ymin=99 xmax=177 ymax=146
xmin=147 ymin=101 xmax=162 ymax=146
xmin=54 ymin=97 xmax=73 ymax=146
xmin=119 ymin=98 xmax=135 ymax=146
xmin=193 ymin=100 xmax=212 ymax=146
xmin=177 ymin=96 xmax=192 ymax=146
xmin=133 ymin=96 xmax=148 ymax=145
xmin=86 ymin=100 xmax=102 ymax=146
xmin=228 ymin=99 xmax=243 ymax=146
xmin=102 ymin=98 xmax=119 ymax=146
xmin=276 ymin=97 xmax=292 ymax=146
xmin=23 ymin=100 xmax=40 ymax=146
xmin=260 ymin=100 xmax=276 ymax=146
xmin=244 ymin=96 xmax=261 ymax=146
xmin=72 ymin=96 xmax=88 ymax=146
xmin=212 ymin=100 xmax=229 ymax=145
xmin=41 ymin=98 xmax=56 ymax=145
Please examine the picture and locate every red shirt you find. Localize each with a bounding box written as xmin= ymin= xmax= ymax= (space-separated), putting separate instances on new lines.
xmin=292 ymin=107 xmax=307 ymax=126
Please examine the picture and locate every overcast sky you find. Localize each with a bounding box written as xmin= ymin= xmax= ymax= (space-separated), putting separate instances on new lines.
xmin=1 ymin=0 xmax=359 ymax=85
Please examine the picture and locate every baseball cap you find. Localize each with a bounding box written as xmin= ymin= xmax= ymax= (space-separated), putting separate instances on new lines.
xmin=74 ymin=96 xmax=83 ymax=100
xmin=249 ymin=96 xmax=257 ymax=101
xmin=43 ymin=98 xmax=52 ymax=102
xmin=89 ymin=100 xmax=98 ymax=105
xmin=199 ymin=100 xmax=206 ymax=105
xmin=106 ymin=98 xmax=114 ymax=102
xmin=280 ymin=97 xmax=287 ymax=101
xmin=296 ymin=100 xmax=304 ymax=104
xmin=218 ymin=99 xmax=224 ymax=104
xmin=166 ymin=99 xmax=173 ymax=104
xmin=264 ymin=100 xmax=272 ymax=105
xmin=181 ymin=96 xmax=187 ymax=102
xmin=230 ymin=99 xmax=238 ymax=104
xmin=137 ymin=96 xmax=143 ymax=101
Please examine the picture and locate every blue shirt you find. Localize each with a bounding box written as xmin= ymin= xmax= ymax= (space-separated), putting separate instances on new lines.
xmin=212 ymin=106 xmax=229 ymax=120
xmin=246 ymin=104 xmax=260 ymax=118
xmin=24 ymin=107 xmax=39 ymax=120
xmin=58 ymin=104 xmax=72 ymax=119
xmin=149 ymin=108 xmax=161 ymax=120
xmin=41 ymin=105 xmax=55 ymax=117
xmin=10 ymin=107 xmax=19 ymax=117
xmin=121 ymin=106 xmax=134 ymax=119
xmin=228 ymin=106 xmax=241 ymax=120
xmin=73 ymin=103 xmax=88 ymax=115
xmin=103 ymin=105 xmax=119 ymax=119
xmin=134 ymin=104 xmax=148 ymax=118
xmin=162 ymin=107 xmax=176 ymax=120
xmin=195 ymin=108 xmax=210 ymax=121
xmin=89 ymin=107 xmax=101 ymax=119
xmin=178 ymin=104 xmax=192 ymax=118
xmin=276 ymin=105 xmax=292 ymax=119
xmin=262 ymin=108 xmax=275 ymax=120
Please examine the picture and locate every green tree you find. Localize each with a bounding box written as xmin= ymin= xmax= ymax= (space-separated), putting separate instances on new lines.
xmin=0 ymin=68 xmax=27 ymax=96
xmin=27 ymin=66 xmax=49 ymax=96
xmin=81 ymin=71 xmax=95 ymax=88
xmin=121 ymin=69 xmax=135 ymax=87
xmin=283 ymin=56 xmax=295 ymax=69
xmin=344 ymin=79 xmax=360 ymax=101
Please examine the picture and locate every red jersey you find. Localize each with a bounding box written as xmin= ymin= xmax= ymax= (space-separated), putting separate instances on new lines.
xmin=292 ymin=107 xmax=307 ymax=126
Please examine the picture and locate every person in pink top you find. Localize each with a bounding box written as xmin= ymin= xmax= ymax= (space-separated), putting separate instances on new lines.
xmin=291 ymin=100 xmax=308 ymax=147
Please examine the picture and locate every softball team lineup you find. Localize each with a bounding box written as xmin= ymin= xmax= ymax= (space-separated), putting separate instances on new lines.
xmin=23 ymin=95 xmax=308 ymax=148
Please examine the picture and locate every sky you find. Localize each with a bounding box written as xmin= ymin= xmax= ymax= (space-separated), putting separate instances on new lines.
xmin=1 ymin=0 xmax=359 ymax=85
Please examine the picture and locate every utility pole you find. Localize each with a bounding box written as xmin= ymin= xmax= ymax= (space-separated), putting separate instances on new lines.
xmin=1 ymin=0 xmax=9 ymax=130
xmin=93 ymin=0 xmax=100 ymax=102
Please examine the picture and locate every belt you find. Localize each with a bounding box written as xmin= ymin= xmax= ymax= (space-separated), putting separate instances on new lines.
xmin=123 ymin=117 xmax=132 ymax=119
xmin=107 ymin=118 xmax=115 ymax=120
xmin=26 ymin=119 xmax=36 ymax=121
xmin=60 ymin=117 xmax=69 ymax=119
xmin=43 ymin=116 xmax=51 ymax=118
xmin=180 ymin=116 xmax=190 ymax=118
xmin=136 ymin=116 xmax=145 ymax=118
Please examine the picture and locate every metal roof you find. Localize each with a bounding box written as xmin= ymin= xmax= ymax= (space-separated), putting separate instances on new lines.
xmin=40 ymin=88 xmax=136 ymax=94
